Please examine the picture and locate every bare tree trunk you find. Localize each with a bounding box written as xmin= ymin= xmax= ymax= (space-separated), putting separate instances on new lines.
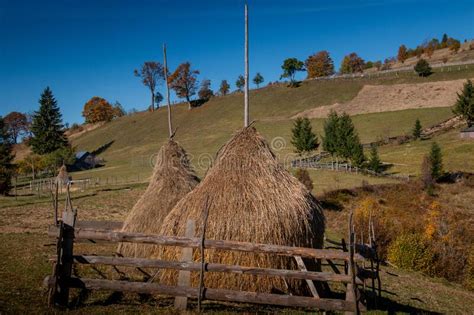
xmin=163 ymin=44 xmax=173 ymax=138
xmin=187 ymin=95 xmax=192 ymax=110
xmin=151 ymin=91 xmax=155 ymax=111
xmin=244 ymin=3 xmax=249 ymax=127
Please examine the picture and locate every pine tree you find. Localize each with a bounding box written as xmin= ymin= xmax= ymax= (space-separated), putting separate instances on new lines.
xmin=322 ymin=111 xmax=339 ymax=157
xmin=414 ymin=59 xmax=432 ymax=77
xmin=335 ymin=113 xmax=356 ymax=160
xmin=351 ymin=142 xmax=365 ymax=168
xmin=30 ymin=87 xmax=68 ymax=155
xmin=429 ymin=142 xmax=443 ymax=180
xmin=413 ymin=118 xmax=422 ymax=139
xmin=291 ymin=117 xmax=319 ymax=154
xmin=368 ymin=145 xmax=382 ymax=173
xmin=0 ymin=117 xmax=14 ymax=195
xmin=453 ymin=79 xmax=474 ymax=127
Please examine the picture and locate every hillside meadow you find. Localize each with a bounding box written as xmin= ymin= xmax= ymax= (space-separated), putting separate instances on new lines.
xmin=70 ymin=65 xmax=474 ymax=180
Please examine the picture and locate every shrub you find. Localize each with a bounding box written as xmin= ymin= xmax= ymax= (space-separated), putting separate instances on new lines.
xmin=294 ymin=168 xmax=313 ymax=192
xmin=387 ymin=233 xmax=434 ymax=273
xmin=414 ymin=59 xmax=432 ymax=77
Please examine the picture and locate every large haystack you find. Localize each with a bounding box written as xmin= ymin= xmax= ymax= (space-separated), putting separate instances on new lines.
xmin=158 ymin=127 xmax=325 ymax=293
xmin=118 ymin=140 xmax=199 ymax=258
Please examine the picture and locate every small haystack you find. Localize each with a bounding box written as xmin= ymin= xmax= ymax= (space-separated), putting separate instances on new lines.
xmin=158 ymin=127 xmax=325 ymax=293
xmin=118 ymin=140 xmax=199 ymax=258
xmin=55 ymin=164 xmax=70 ymax=187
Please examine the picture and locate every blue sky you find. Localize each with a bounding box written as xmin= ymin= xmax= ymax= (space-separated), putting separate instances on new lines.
xmin=1 ymin=0 xmax=473 ymax=124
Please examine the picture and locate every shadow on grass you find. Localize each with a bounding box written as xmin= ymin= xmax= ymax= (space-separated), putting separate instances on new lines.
xmin=367 ymin=295 xmax=441 ymax=315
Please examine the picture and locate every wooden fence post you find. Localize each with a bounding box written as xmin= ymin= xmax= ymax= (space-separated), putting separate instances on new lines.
xmin=174 ymin=220 xmax=195 ymax=310
xmin=51 ymin=210 xmax=76 ymax=307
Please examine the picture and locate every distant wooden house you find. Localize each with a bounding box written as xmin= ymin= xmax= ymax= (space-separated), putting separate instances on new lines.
xmin=460 ymin=126 xmax=474 ymax=139
xmin=74 ymin=151 xmax=99 ymax=170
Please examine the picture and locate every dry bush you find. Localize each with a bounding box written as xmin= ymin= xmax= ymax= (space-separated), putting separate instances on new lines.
xmin=387 ymin=233 xmax=434 ymax=273
xmin=295 ymin=168 xmax=313 ymax=191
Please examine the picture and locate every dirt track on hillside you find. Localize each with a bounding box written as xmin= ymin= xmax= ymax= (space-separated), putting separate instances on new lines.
xmin=293 ymin=78 xmax=471 ymax=119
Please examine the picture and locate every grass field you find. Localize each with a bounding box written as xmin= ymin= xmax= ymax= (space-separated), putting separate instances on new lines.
xmin=1 ymin=183 xmax=473 ymax=314
xmin=68 ymin=65 xmax=474 ymax=180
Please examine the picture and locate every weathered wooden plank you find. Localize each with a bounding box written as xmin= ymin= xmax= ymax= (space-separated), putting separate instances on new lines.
xmin=294 ymin=256 xmax=319 ymax=298
xmin=44 ymin=277 xmax=362 ymax=312
xmin=175 ymin=220 xmax=195 ymax=310
xmin=60 ymin=255 xmax=362 ymax=284
xmin=47 ymin=227 xmax=364 ymax=262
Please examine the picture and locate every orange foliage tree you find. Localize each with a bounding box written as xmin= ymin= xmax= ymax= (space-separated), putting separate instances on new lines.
xmin=397 ymin=45 xmax=408 ymax=63
xmin=82 ymin=97 xmax=115 ymax=123
xmin=305 ymin=51 xmax=334 ymax=78
xmin=168 ymin=62 xmax=200 ymax=110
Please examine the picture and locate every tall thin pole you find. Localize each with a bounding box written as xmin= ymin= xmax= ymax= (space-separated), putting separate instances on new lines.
xmin=244 ymin=3 xmax=249 ymax=127
xmin=163 ymin=44 xmax=173 ymax=138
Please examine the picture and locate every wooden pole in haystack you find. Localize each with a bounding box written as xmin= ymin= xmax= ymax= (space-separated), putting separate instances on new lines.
xmin=244 ymin=3 xmax=249 ymax=127
xmin=163 ymin=43 xmax=173 ymax=138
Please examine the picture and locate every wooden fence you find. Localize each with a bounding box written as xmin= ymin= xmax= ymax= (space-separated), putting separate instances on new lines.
xmin=44 ymin=205 xmax=379 ymax=313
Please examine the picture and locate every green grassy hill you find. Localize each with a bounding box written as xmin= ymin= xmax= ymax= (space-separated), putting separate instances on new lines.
xmin=71 ymin=66 xmax=474 ymax=184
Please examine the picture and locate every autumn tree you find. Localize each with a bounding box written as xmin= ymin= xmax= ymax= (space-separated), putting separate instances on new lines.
xmin=82 ymin=97 xmax=115 ymax=123
xmin=16 ymin=153 xmax=44 ymax=180
xmin=4 ymin=111 xmax=28 ymax=144
xmin=113 ymin=101 xmax=126 ymax=118
xmin=253 ymin=72 xmax=264 ymax=88
xmin=280 ymin=58 xmax=304 ymax=86
xmin=219 ymin=80 xmax=230 ymax=96
xmin=449 ymin=39 xmax=461 ymax=54
xmin=168 ymin=62 xmax=200 ymax=110
xmin=305 ymin=51 xmax=334 ymax=78
xmin=134 ymin=61 xmax=165 ymax=111
xmin=29 ymin=87 xmax=68 ymax=155
xmin=0 ymin=116 xmax=14 ymax=195
xmin=198 ymin=79 xmax=214 ymax=100
xmin=236 ymin=75 xmax=245 ymax=92
xmin=340 ymin=52 xmax=365 ymax=74
xmin=453 ymin=79 xmax=474 ymax=127
xmin=397 ymin=45 xmax=408 ymax=63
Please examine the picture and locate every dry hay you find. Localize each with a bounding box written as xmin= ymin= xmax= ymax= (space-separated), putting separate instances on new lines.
xmin=118 ymin=140 xmax=199 ymax=258
xmin=56 ymin=165 xmax=69 ymax=186
xmin=157 ymin=127 xmax=325 ymax=294
xmin=293 ymin=78 xmax=473 ymax=119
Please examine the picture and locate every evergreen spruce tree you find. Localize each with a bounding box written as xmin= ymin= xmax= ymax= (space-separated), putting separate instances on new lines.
xmin=429 ymin=142 xmax=443 ymax=180
xmin=335 ymin=113 xmax=356 ymax=160
xmin=291 ymin=117 xmax=319 ymax=154
xmin=0 ymin=117 xmax=14 ymax=195
xmin=322 ymin=111 xmax=339 ymax=158
xmin=30 ymin=87 xmax=68 ymax=154
xmin=368 ymin=144 xmax=382 ymax=173
xmin=453 ymin=79 xmax=474 ymax=127
xmin=413 ymin=118 xmax=422 ymax=139
xmin=350 ymin=137 xmax=365 ymax=167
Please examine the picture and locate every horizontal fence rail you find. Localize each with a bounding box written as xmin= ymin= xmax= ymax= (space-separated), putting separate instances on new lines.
xmin=49 ymin=255 xmax=363 ymax=285
xmin=44 ymin=276 xmax=363 ymax=312
xmin=47 ymin=226 xmax=364 ymax=262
